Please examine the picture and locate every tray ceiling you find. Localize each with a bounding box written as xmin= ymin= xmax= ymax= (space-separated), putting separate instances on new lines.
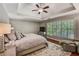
xmin=3 ymin=3 xmax=77 ymax=22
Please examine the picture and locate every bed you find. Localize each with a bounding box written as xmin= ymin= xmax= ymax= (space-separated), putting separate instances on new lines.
xmin=8 ymin=33 xmax=47 ymax=56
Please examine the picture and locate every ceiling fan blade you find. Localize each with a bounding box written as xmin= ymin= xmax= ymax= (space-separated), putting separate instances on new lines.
xmin=38 ymin=12 xmax=40 ymax=14
xmin=36 ymin=4 xmax=39 ymax=8
xmin=32 ymin=9 xmax=38 ymax=11
xmin=43 ymin=6 xmax=49 ymax=9
xmin=43 ymin=10 xmax=48 ymax=13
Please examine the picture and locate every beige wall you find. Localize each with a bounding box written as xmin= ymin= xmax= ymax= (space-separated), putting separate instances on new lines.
xmin=40 ymin=22 xmax=46 ymax=27
xmin=10 ymin=20 xmax=40 ymax=34
xmin=0 ymin=4 xmax=9 ymax=23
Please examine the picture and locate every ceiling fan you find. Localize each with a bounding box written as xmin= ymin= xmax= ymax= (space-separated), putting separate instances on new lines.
xmin=32 ymin=3 xmax=49 ymax=14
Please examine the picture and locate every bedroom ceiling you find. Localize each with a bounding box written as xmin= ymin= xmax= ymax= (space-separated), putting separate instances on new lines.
xmin=1 ymin=3 xmax=79 ymax=22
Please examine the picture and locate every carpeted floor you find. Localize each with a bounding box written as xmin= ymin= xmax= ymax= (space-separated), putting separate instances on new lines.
xmin=27 ymin=42 xmax=71 ymax=56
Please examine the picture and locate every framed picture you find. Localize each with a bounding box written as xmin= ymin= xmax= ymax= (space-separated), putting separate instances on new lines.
xmin=0 ymin=36 xmax=5 ymax=53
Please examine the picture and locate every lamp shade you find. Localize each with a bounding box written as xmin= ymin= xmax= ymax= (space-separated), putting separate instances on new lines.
xmin=0 ymin=23 xmax=11 ymax=35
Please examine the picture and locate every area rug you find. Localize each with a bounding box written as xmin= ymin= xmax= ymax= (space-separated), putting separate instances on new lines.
xmin=27 ymin=42 xmax=71 ymax=56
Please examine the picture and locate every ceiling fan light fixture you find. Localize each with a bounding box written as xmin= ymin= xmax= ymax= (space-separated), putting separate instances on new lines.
xmin=32 ymin=3 xmax=49 ymax=14
xmin=38 ymin=9 xmax=43 ymax=12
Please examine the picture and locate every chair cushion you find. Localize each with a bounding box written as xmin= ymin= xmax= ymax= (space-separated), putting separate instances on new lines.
xmin=61 ymin=42 xmax=76 ymax=52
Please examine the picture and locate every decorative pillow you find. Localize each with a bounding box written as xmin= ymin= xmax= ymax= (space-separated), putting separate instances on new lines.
xmin=6 ymin=30 xmax=17 ymax=41
xmin=4 ymin=34 xmax=10 ymax=44
xmin=21 ymin=33 xmax=25 ymax=37
xmin=15 ymin=32 xmax=23 ymax=40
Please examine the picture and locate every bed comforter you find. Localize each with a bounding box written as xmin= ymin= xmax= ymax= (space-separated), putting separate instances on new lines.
xmin=15 ymin=34 xmax=47 ymax=52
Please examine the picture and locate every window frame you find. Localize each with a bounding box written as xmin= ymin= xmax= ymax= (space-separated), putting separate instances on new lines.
xmin=46 ymin=19 xmax=75 ymax=40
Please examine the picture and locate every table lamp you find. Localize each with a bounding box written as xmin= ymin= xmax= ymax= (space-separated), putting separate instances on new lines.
xmin=0 ymin=23 xmax=11 ymax=52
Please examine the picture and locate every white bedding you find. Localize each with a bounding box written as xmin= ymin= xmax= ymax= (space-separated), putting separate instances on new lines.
xmin=15 ymin=34 xmax=47 ymax=52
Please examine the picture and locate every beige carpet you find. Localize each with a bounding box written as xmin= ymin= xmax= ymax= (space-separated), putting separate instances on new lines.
xmin=27 ymin=42 xmax=71 ymax=56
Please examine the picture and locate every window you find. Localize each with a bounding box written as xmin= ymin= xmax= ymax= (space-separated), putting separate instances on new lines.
xmin=47 ymin=22 xmax=53 ymax=36
xmin=47 ymin=19 xmax=75 ymax=39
